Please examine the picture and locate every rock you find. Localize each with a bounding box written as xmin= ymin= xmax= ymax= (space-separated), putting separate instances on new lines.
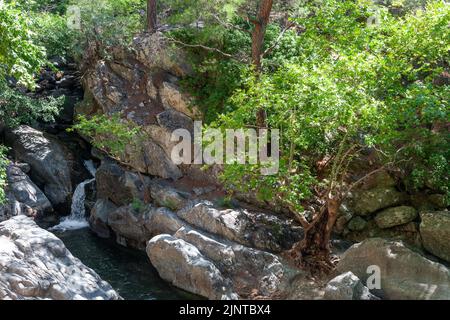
xmin=96 ymin=160 xmax=150 ymax=206
xmin=324 ymin=272 xmax=380 ymax=300
xmin=146 ymin=234 xmax=238 ymax=300
xmin=160 ymin=82 xmax=201 ymax=119
xmin=108 ymin=205 xmax=152 ymax=250
xmin=347 ymin=216 xmax=367 ymax=231
xmin=5 ymin=126 xmax=74 ymax=211
xmin=420 ymin=211 xmax=450 ymax=263
xmin=5 ymin=164 xmax=53 ymax=216
xmin=336 ymin=238 xmax=450 ymax=299
xmin=174 ymin=226 xmax=299 ymax=299
xmin=351 ymin=187 xmax=406 ymax=216
xmin=132 ymin=32 xmax=193 ymax=77
xmin=428 ymin=194 xmax=448 ymax=209
xmin=141 ymin=139 xmax=183 ymax=180
xmin=0 ymin=216 xmax=120 ymax=300
xmin=156 ymin=109 xmax=194 ymax=135
xmin=149 ymin=180 xmax=190 ymax=210
xmin=374 ymin=206 xmax=418 ymax=229
xmin=145 ymin=207 xmax=187 ymax=236
xmin=176 ymin=201 xmax=302 ymax=253
xmin=89 ymin=199 xmax=117 ymax=238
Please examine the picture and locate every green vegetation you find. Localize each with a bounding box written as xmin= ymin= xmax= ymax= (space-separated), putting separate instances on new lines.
xmin=70 ymin=114 xmax=139 ymax=159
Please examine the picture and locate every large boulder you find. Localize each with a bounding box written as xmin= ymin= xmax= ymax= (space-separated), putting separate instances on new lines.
xmin=351 ymin=187 xmax=407 ymax=216
xmin=95 ymin=160 xmax=150 ymax=206
xmin=149 ymin=180 xmax=190 ymax=210
xmin=374 ymin=206 xmax=418 ymax=229
xmin=174 ymin=226 xmax=300 ymax=299
xmin=0 ymin=216 xmax=120 ymax=300
xmin=146 ymin=234 xmax=238 ymax=300
xmin=323 ymin=272 xmax=379 ymax=300
xmin=336 ymin=238 xmax=450 ymax=300
xmin=2 ymin=164 xmax=53 ymax=219
xmin=420 ymin=211 xmax=450 ymax=263
xmin=176 ymin=201 xmax=302 ymax=253
xmin=5 ymin=126 xmax=74 ymax=211
xmin=89 ymin=199 xmax=117 ymax=238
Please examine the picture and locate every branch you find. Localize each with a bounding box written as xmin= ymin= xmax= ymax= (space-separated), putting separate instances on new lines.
xmin=164 ymin=36 xmax=244 ymax=62
xmin=262 ymin=21 xmax=296 ymax=57
xmin=212 ymin=14 xmax=251 ymax=35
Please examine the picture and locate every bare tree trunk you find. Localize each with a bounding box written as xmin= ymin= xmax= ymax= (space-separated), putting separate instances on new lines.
xmin=147 ymin=0 xmax=157 ymax=34
xmin=251 ymin=0 xmax=273 ymax=71
xmin=288 ymin=193 xmax=342 ymax=273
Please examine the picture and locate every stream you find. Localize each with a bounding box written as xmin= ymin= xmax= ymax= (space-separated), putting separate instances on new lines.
xmin=53 ymin=227 xmax=199 ymax=300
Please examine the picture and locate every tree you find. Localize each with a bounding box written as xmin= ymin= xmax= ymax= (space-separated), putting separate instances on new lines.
xmin=250 ymin=0 xmax=273 ymax=71
xmin=147 ymin=0 xmax=157 ymax=33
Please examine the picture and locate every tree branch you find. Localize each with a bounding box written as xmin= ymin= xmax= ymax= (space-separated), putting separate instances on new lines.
xmin=262 ymin=21 xmax=296 ymax=57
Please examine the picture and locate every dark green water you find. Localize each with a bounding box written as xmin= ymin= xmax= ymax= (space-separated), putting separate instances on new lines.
xmin=55 ymin=228 xmax=199 ymax=300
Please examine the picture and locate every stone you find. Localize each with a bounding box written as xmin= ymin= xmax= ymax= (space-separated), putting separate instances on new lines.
xmin=374 ymin=206 xmax=418 ymax=229
xmin=420 ymin=211 xmax=450 ymax=263
xmin=336 ymin=238 xmax=450 ymax=299
xmin=324 ymin=272 xmax=379 ymax=300
xmin=347 ymin=216 xmax=367 ymax=231
xmin=176 ymin=201 xmax=302 ymax=253
xmin=0 ymin=216 xmax=120 ymax=300
xmin=351 ymin=187 xmax=406 ymax=216
xmin=5 ymin=126 xmax=74 ymax=211
xmin=144 ymin=207 xmax=187 ymax=236
xmin=149 ymin=180 xmax=190 ymax=210
xmin=95 ymin=160 xmax=150 ymax=206
xmin=89 ymin=199 xmax=117 ymax=238
xmin=5 ymin=164 xmax=53 ymax=216
xmin=160 ymin=82 xmax=201 ymax=119
xmin=108 ymin=205 xmax=153 ymax=250
xmin=146 ymin=234 xmax=239 ymax=300
xmin=142 ymin=139 xmax=183 ymax=180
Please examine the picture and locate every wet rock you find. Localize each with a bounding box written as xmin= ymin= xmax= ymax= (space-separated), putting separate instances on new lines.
xmin=146 ymin=234 xmax=238 ymax=300
xmin=108 ymin=205 xmax=152 ymax=250
xmin=336 ymin=238 xmax=450 ymax=299
xmin=374 ymin=206 xmax=418 ymax=229
xmin=420 ymin=211 xmax=450 ymax=263
xmin=0 ymin=216 xmax=120 ymax=300
xmin=89 ymin=199 xmax=117 ymax=238
xmin=324 ymin=272 xmax=380 ymax=300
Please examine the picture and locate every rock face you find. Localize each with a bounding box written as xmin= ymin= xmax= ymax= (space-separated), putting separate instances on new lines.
xmin=0 ymin=216 xmax=120 ymax=300
xmin=147 ymin=235 xmax=238 ymax=300
xmin=336 ymin=238 xmax=450 ymax=300
xmin=324 ymin=272 xmax=379 ymax=300
xmin=79 ymin=32 xmax=198 ymax=182
xmin=420 ymin=211 xmax=450 ymax=263
xmin=5 ymin=126 xmax=74 ymax=211
xmin=374 ymin=206 xmax=417 ymax=229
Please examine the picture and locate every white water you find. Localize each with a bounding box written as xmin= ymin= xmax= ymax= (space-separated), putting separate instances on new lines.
xmin=51 ymin=160 xmax=96 ymax=231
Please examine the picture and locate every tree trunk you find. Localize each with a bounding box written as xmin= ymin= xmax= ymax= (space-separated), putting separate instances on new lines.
xmin=147 ymin=0 xmax=157 ymax=34
xmin=288 ymin=193 xmax=342 ymax=273
xmin=251 ymin=0 xmax=273 ymax=71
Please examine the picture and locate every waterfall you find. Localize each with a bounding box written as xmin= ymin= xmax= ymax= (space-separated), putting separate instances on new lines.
xmin=51 ymin=160 xmax=96 ymax=231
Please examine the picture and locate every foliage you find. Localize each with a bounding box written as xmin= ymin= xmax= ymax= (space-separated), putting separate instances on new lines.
xmin=31 ymin=12 xmax=75 ymax=59
xmin=214 ymin=1 xmax=450 ymax=213
xmin=0 ymin=81 xmax=63 ymax=127
xmin=0 ymin=1 xmax=46 ymax=87
xmin=0 ymin=145 xmax=8 ymax=205
xmin=70 ymin=114 xmax=139 ymax=159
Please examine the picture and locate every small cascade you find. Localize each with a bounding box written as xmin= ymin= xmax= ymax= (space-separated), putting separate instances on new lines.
xmin=51 ymin=160 xmax=96 ymax=231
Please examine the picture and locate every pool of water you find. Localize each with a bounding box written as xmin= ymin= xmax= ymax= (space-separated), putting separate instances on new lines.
xmin=54 ymin=228 xmax=200 ymax=300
